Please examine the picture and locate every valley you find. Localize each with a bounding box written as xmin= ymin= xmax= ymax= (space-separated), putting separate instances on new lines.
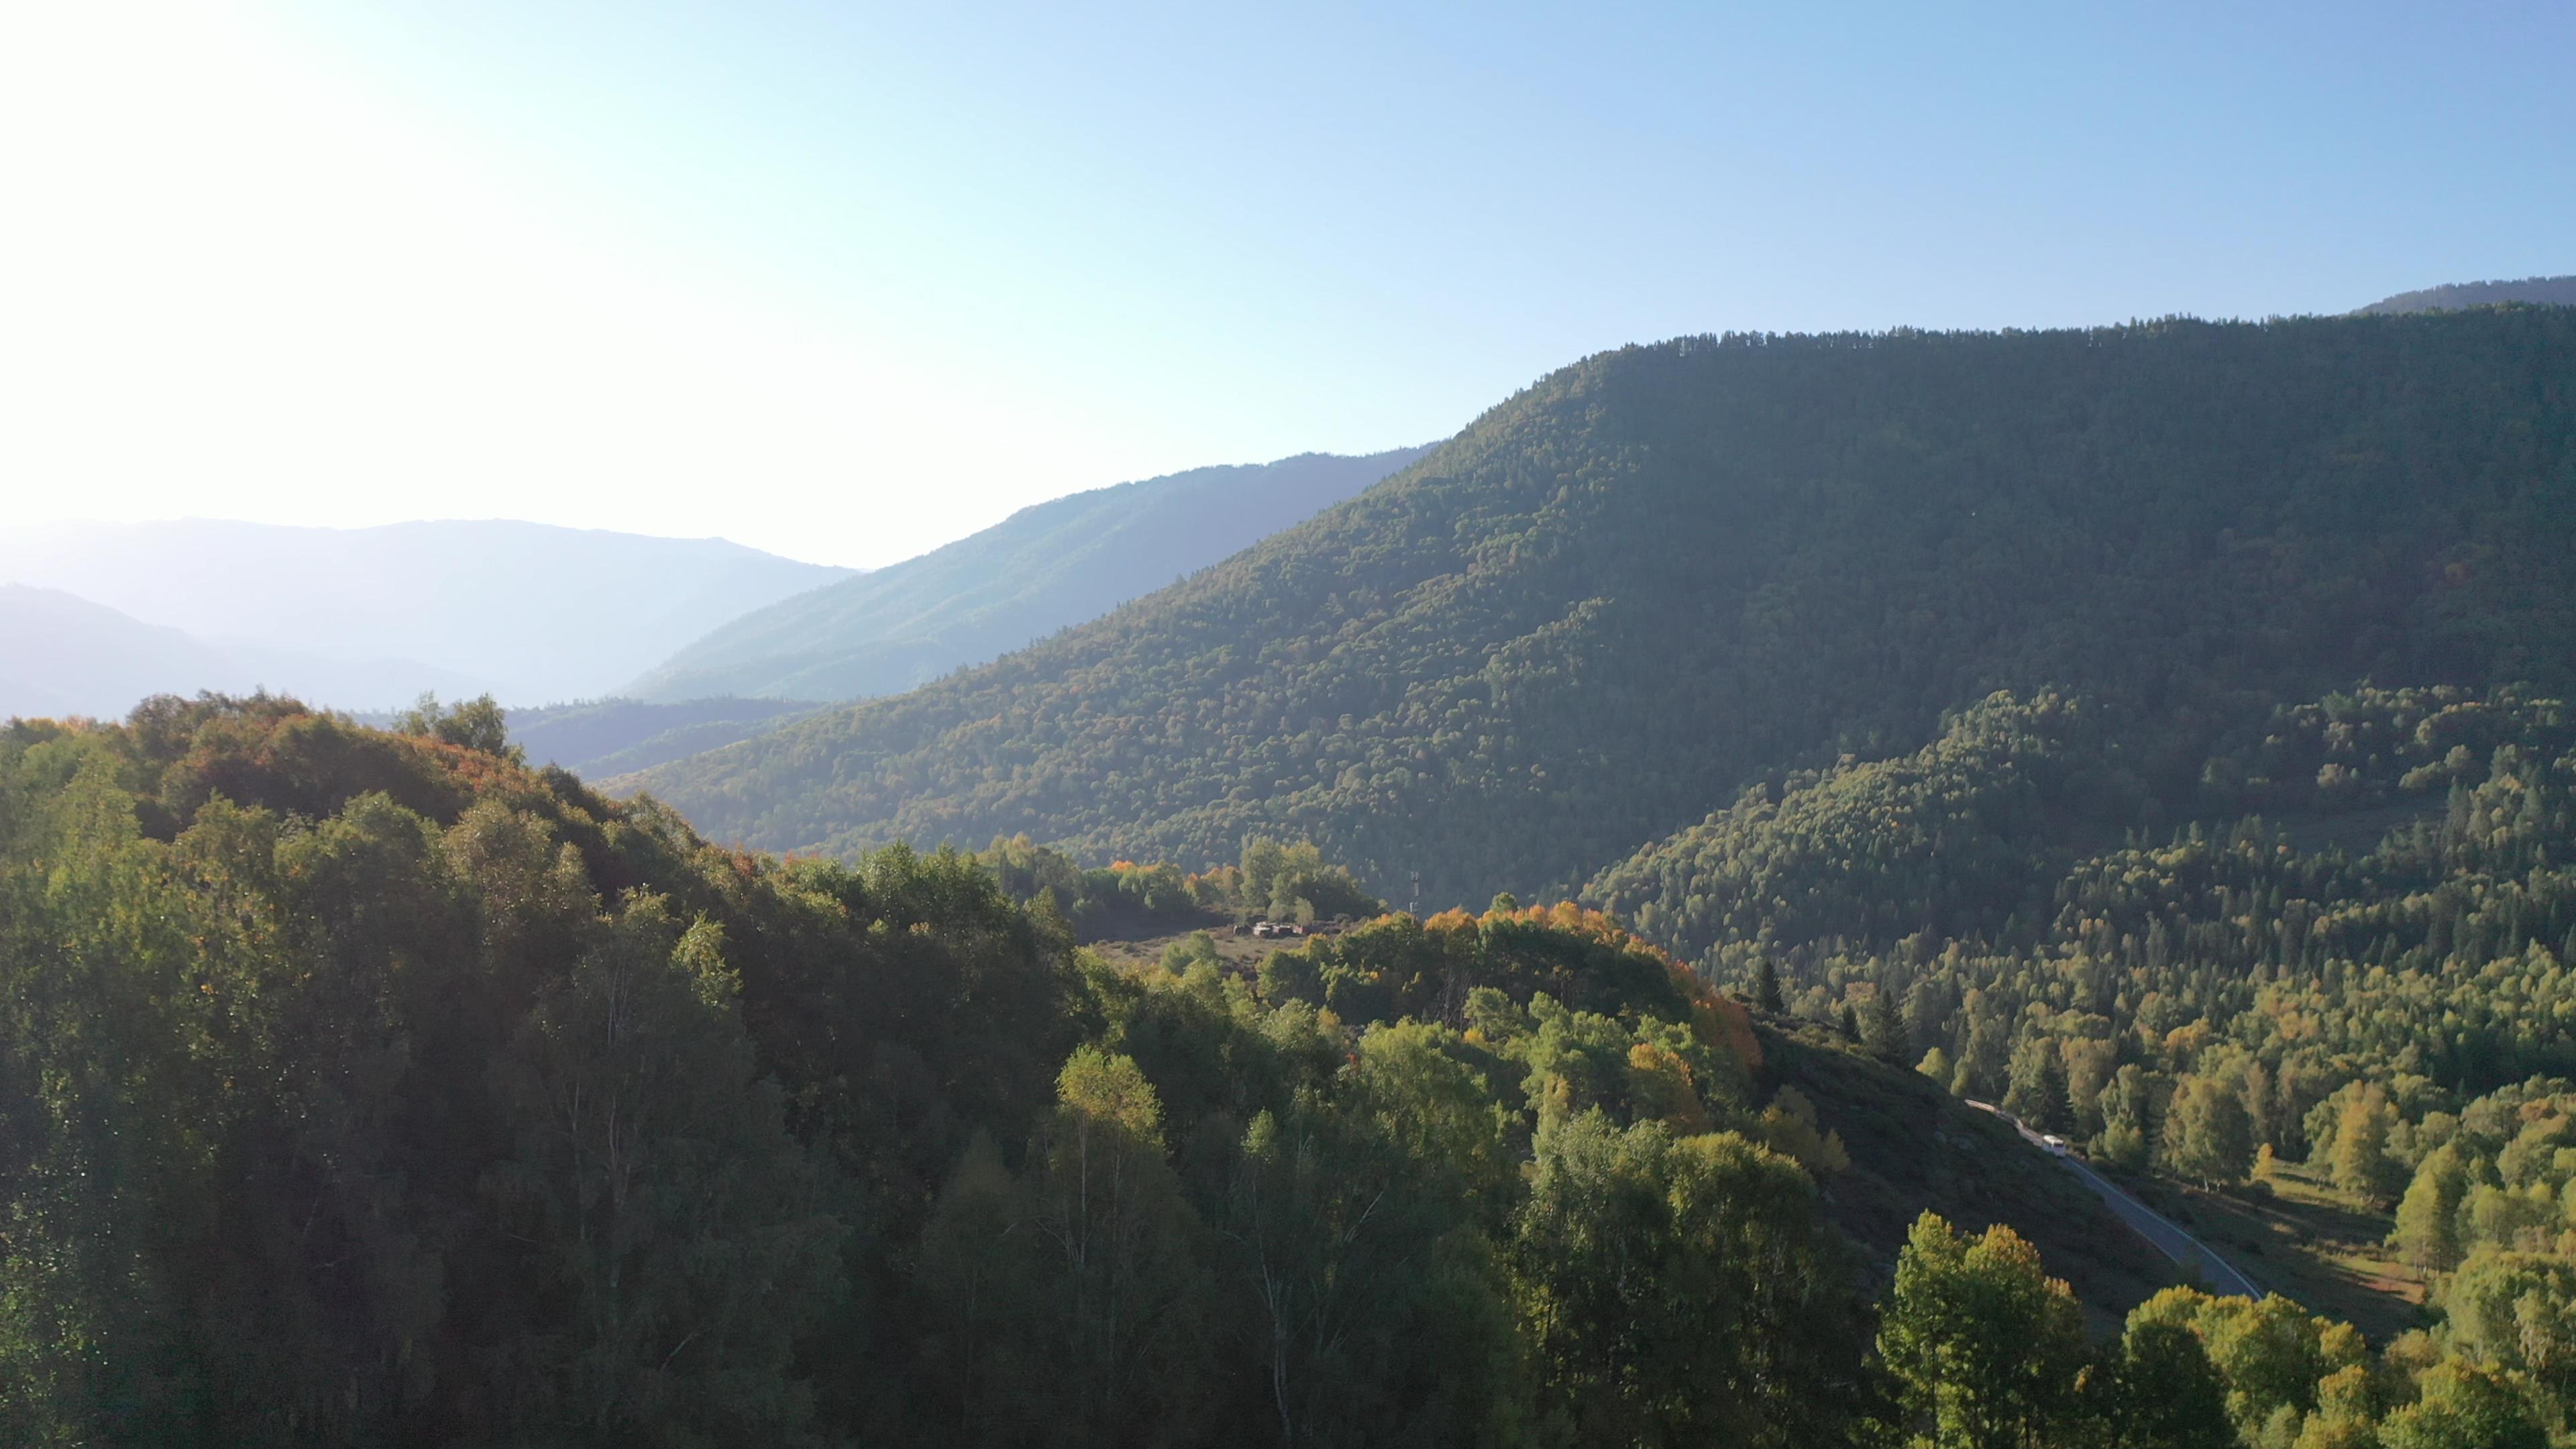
xmin=9 ymin=297 xmax=2576 ymax=1447
xmin=10 ymin=1 xmax=2571 ymax=1438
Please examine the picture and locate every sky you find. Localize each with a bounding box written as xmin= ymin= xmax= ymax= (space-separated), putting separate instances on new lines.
xmin=2 ymin=3 xmax=2569 ymax=569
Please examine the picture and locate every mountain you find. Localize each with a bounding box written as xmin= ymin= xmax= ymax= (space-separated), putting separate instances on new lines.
xmin=0 ymin=586 xmax=234 ymax=719
xmin=623 ymin=309 xmax=2576 ymax=902
xmin=624 ymin=447 xmax=1432 ymax=702
xmin=0 ymin=519 xmax=852 ymax=706
xmin=505 ymin=695 xmax=825 ymax=777
xmin=625 ymin=309 xmax=2576 ymax=905
xmin=2355 ymin=274 xmax=2576 ymax=314
xmin=0 ymin=584 xmax=485 ymax=720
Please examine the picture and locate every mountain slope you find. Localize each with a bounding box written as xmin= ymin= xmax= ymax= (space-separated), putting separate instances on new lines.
xmin=627 ymin=310 xmax=2576 ymax=904
xmin=625 ymin=447 xmax=1431 ymax=702
xmin=2355 ymin=274 xmax=2576 ymax=314
xmin=506 ymin=695 xmax=826 ymax=776
xmin=0 ymin=584 xmax=485 ymax=719
xmin=0 ymin=586 xmax=231 ymax=719
xmin=0 ymin=519 xmax=851 ymax=706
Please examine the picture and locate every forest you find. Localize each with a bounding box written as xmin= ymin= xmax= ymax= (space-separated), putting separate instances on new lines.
xmin=15 ymin=309 xmax=2576 ymax=1447
xmin=1590 ymin=685 xmax=2576 ymax=1177
xmin=8 ymin=693 xmax=2576 ymax=1446
xmin=627 ymin=307 xmax=2576 ymax=908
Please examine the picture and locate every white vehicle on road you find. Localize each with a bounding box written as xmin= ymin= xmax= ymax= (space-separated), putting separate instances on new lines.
xmin=1966 ymin=1098 xmax=2261 ymax=1298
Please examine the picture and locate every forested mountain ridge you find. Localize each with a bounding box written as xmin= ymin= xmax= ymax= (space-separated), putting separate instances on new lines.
xmin=629 ymin=308 xmax=2576 ymax=906
xmin=1587 ymin=684 xmax=2576 ymax=1260
xmin=1588 ymin=686 xmax=2576 ymax=974
xmin=2358 ymin=275 xmax=2576 ymax=315
xmin=625 ymin=447 xmax=1432 ymax=703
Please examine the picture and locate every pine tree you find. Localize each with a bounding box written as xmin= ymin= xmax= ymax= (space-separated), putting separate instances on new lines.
xmin=2037 ymin=1048 xmax=2074 ymax=1134
xmin=1862 ymin=985 xmax=1909 ymax=1065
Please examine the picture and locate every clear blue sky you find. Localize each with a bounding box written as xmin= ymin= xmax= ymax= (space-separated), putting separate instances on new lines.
xmin=3 ymin=2 xmax=2567 ymax=566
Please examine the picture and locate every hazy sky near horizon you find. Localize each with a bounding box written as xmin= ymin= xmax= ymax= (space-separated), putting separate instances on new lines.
xmin=3 ymin=4 xmax=2569 ymax=568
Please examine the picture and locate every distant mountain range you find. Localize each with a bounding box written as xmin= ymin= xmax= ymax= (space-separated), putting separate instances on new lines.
xmin=0 ymin=519 xmax=850 ymax=712
xmin=0 ymin=584 xmax=488 ymax=720
xmin=2355 ymin=274 xmax=2576 ymax=314
xmin=624 ymin=448 xmax=1432 ymax=702
xmin=2 ymin=586 xmax=236 ymax=720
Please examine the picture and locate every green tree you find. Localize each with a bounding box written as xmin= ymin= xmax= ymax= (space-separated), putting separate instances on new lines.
xmin=2291 ymin=1365 xmax=2383 ymax=1449
xmin=2329 ymin=1088 xmax=2404 ymax=1206
xmin=1220 ymin=1084 xmax=1519 ymax=1446
xmin=2375 ymin=1361 xmax=2546 ymax=1449
xmin=1864 ymin=983 xmax=1911 ymax=1065
xmin=2392 ymin=1142 xmax=2471 ymax=1271
xmin=2095 ymin=1065 xmax=2161 ymax=1169
xmin=1016 ymin=1048 xmax=1213 ymax=1447
xmin=2439 ymin=1251 xmax=2576 ymax=1402
xmin=2161 ymin=1077 xmax=2255 ymax=1188
xmin=1877 ymin=1212 xmax=2092 ymax=1449
xmin=2127 ymin=1289 xmax=2365 ymax=1439
xmin=394 ymin=690 xmax=522 ymax=761
xmin=483 ymin=896 xmax=840 ymax=1444
xmin=1514 ymin=1112 xmax=1868 ymax=1446
xmin=913 ymin=1130 xmax=1034 ymax=1445
xmin=2098 ymin=1320 xmax=2235 ymax=1449
xmin=2004 ymin=1039 xmax=2073 ymax=1134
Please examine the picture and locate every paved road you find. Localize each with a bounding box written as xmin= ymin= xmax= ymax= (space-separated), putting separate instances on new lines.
xmin=1968 ymin=1102 xmax=2266 ymax=1299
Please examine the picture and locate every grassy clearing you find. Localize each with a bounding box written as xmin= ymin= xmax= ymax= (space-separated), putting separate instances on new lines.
xmin=2114 ymin=1161 xmax=2424 ymax=1341
xmin=1752 ymin=1019 xmax=2182 ymax=1335
xmin=1085 ymin=923 xmax=1293 ymax=979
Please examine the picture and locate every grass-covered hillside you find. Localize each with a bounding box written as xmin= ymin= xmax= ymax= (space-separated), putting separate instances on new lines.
xmin=627 ymin=309 xmax=2576 ymax=906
